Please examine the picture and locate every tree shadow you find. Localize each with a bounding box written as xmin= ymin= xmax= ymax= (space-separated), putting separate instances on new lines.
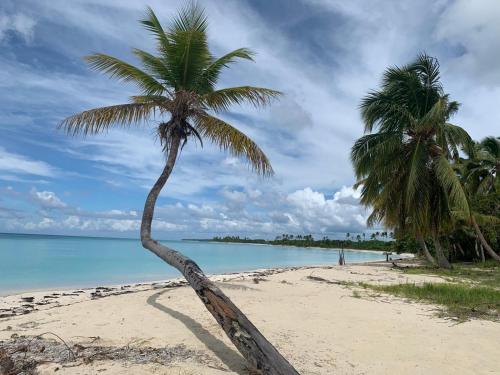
xmin=146 ymin=290 xmax=247 ymax=374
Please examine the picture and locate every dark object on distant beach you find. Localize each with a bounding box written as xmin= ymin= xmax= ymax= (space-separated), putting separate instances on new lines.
xmin=338 ymin=244 xmax=346 ymax=265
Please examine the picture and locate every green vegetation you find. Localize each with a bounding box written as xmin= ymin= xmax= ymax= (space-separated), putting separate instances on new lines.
xmin=358 ymin=262 xmax=500 ymax=321
xmin=209 ymin=234 xmax=395 ymax=252
xmin=400 ymin=261 xmax=500 ymax=289
xmin=363 ymin=282 xmax=500 ymax=322
xmin=351 ymin=54 xmax=499 ymax=268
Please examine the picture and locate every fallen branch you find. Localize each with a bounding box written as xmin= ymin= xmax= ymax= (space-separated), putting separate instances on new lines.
xmin=306 ymin=275 xmax=344 ymax=285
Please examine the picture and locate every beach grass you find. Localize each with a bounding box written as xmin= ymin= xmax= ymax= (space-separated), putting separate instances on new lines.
xmin=400 ymin=261 xmax=500 ymax=289
xmin=361 ymin=280 xmax=500 ymax=321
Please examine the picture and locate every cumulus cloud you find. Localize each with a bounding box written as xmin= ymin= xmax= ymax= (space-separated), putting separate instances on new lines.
xmin=286 ymin=186 xmax=367 ymax=232
xmin=30 ymin=188 xmax=67 ymax=208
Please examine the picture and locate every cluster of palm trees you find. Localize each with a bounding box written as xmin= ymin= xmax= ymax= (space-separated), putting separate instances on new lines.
xmin=351 ymin=54 xmax=499 ymax=268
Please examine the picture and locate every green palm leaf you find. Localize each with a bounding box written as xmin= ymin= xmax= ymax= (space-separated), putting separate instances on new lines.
xmin=194 ymin=113 xmax=273 ymax=176
xmin=196 ymin=48 xmax=255 ymax=93
xmin=203 ymin=86 xmax=281 ymax=112
xmin=85 ymin=53 xmax=165 ymax=95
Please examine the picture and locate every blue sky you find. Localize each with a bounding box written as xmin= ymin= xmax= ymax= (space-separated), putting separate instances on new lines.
xmin=1 ymin=0 xmax=499 ymax=239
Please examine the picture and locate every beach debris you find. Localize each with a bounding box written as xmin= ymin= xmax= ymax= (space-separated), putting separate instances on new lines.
xmin=391 ymin=262 xmax=412 ymax=269
xmin=252 ymin=277 xmax=268 ymax=284
xmin=0 ymin=334 xmax=208 ymax=373
xmin=306 ymin=275 xmax=344 ymax=285
xmin=0 ymin=348 xmax=16 ymax=375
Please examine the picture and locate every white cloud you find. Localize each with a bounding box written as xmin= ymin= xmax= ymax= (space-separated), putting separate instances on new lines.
xmin=0 ymin=147 xmax=55 ymax=177
xmin=30 ymin=188 xmax=67 ymax=208
xmin=435 ymin=0 xmax=500 ymax=85
xmin=24 ymin=217 xmax=55 ymax=230
xmin=286 ymin=186 xmax=368 ymax=232
xmin=0 ymin=12 xmax=36 ymax=43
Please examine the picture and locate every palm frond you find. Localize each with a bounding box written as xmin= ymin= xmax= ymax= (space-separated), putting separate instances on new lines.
xmin=441 ymin=122 xmax=473 ymax=158
xmin=163 ymin=1 xmax=210 ymax=89
xmin=196 ymin=48 xmax=255 ymax=93
xmin=170 ymin=1 xmax=208 ymax=33
xmin=85 ymin=53 xmax=165 ymax=95
xmin=59 ymin=103 xmax=155 ymax=135
xmin=203 ymin=86 xmax=282 ymax=112
xmin=132 ymin=48 xmax=175 ymax=87
xmin=140 ymin=7 xmax=170 ymax=55
xmin=193 ymin=113 xmax=273 ymax=176
xmin=434 ymin=155 xmax=470 ymax=214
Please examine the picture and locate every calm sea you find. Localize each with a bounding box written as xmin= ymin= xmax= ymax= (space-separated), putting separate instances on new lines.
xmin=0 ymin=233 xmax=384 ymax=295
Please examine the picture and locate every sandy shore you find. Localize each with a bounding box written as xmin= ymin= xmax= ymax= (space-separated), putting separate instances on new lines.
xmin=1 ymin=262 xmax=499 ymax=374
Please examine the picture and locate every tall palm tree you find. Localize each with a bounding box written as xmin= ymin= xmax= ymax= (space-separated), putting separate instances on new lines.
xmin=60 ymin=4 xmax=298 ymax=374
xmin=351 ymin=54 xmax=472 ymax=269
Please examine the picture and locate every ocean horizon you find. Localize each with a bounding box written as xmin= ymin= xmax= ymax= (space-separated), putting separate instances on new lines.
xmin=0 ymin=233 xmax=384 ymax=295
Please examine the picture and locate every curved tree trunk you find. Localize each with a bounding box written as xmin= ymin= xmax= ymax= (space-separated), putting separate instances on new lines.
xmin=432 ymin=235 xmax=452 ymax=269
xmin=417 ymin=236 xmax=436 ymax=266
xmin=140 ymin=134 xmax=300 ymax=375
xmin=471 ymin=216 xmax=500 ymax=261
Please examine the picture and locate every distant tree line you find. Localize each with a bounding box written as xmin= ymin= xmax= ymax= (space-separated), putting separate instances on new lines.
xmin=210 ymin=233 xmax=405 ymax=252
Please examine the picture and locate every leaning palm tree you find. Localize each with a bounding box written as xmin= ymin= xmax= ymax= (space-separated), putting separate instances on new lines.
xmin=60 ymin=4 xmax=298 ymax=374
xmin=352 ymin=54 xmax=472 ymax=268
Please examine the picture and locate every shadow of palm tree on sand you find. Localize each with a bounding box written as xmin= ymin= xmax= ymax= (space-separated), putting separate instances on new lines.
xmin=147 ymin=289 xmax=247 ymax=374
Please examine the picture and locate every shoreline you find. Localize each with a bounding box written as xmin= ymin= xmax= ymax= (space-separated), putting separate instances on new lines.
xmin=0 ymin=264 xmax=338 ymax=317
xmin=0 ymin=257 xmax=415 ymax=318
xmin=0 ymin=252 xmax=413 ymax=299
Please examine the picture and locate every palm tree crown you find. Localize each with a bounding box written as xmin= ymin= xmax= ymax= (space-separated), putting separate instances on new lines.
xmin=464 ymin=136 xmax=499 ymax=195
xmin=351 ymin=54 xmax=472 ymax=249
xmin=60 ymin=4 xmax=280 ymax=176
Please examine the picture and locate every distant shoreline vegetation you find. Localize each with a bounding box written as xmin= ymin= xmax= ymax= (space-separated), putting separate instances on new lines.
xmin=187 ymin=233 xmax=407 ymax=252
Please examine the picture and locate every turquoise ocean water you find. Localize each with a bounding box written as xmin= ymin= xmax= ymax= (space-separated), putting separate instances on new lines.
xmin=0 ymin=233 xmax=384 ymax=295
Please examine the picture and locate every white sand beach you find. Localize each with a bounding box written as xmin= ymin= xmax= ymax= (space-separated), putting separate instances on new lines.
xmin=1 ymin=263 xmax=499 ymax=374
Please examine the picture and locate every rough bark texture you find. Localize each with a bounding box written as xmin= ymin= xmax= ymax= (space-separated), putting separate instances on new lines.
xmin=417 ymin=236 xmax=436 ymax=266
xmin=432 ymin=235 xmax=452 ymax=269
xmin=140 ymin=134 xmax=300 ymax=375
xmin=471 ymin=216 xmax=500 ymax=261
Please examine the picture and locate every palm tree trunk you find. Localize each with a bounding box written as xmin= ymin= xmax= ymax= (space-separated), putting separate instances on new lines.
xmin=456 ymin=242 xmax=465 ymax=256
xmin=479 ymin=243 xmax=486 ymax=263
xmin=471 ymin=216 xmax=500 ymax=261
xmin=417 ymin=236 xmax=436 ymax=266
xmin=140 ymin=134 xmax=299 ymax=375
xmin=432 ymin=235 xmax=452 ymax=269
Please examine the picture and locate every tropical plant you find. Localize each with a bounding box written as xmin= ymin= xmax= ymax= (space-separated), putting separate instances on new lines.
xmin=60 ymin=4 xmax=298 ymax=374
xmin=460 ymin=137 xmax=500 ymax=261
xmin=351 ymin=54 xmax=473 ymax=268
xmin=464 ymin=137 xmax=499 ymax=195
